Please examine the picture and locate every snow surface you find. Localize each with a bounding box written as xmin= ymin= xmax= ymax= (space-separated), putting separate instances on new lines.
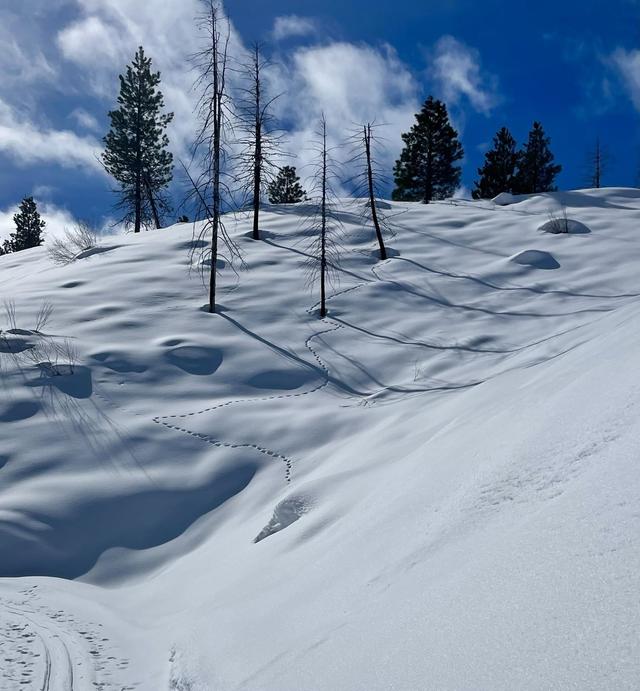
xmin=1 ymin=188 xmax=640 ymax=689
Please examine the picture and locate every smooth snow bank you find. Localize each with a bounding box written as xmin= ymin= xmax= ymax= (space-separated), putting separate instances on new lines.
xmin=492 ymin=191 xmax=516 ymax=205
xmin=1 ymin=189 xmax=640 ymax=690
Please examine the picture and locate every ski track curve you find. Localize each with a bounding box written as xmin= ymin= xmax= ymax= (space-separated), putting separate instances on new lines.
xmin=0 ymin=585 xmax=135 ymax=691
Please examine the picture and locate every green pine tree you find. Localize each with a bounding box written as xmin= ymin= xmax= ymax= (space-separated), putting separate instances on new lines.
xmin=392 ymin=96 xmax=464 ymax=203
xmin=472 ymin=127 xmax=519 ymax=199
xmin=103 ymin=46 xmax=174 ymax=232
xmin=513 ymin=122 xmax=562 ymax=194
xmin=1 ymin=196 xmax=45 ymax=255
xmin=267 ymin=166 xmax=307 ymax=204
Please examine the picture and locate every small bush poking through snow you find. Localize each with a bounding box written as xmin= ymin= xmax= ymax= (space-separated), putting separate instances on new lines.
xmin=543 ymin=205 xmax=570 ymax=234
xmin=48 ymin=221 xmax=99 ymax=265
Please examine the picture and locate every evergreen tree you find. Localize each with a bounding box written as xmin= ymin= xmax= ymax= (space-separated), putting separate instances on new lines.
xmin=472 ymin=127 xmax=519 ymax=199
xmin=392 ymin=96 xmax=463 ymax=203
xmin=513 ymin=122 xmax=562 ymax=194
xmin=103 ymin=46 xmax=174 ymax=233
xmin=0 ymin=197 xmax=45 ymax=254
xmin=267 ymin=166 xmax=307 ymax=204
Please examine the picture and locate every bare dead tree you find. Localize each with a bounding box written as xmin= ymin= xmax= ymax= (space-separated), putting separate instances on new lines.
xmin=344 ymin=122 xmax=394 ymax=260
xmin=188 ymin=0 xmax=241 ymax=313
xmin=305 ymin=115 xmax=343 ymax=319
xmin=585 ymin=137 xmax=610 ymax=189
xmin=233 ymin=42 xmax=287 ymax=240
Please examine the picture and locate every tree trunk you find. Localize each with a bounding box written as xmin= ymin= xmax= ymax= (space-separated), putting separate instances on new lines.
xmin=253 ymin=130 xmax=261 ymax=240
xmin=134 ymin=171 xmax=142 ymax=233
xmin=252 ymin=48 xmax=262 ymax=240
xmin=209 ymin=32 xmax=223 ymax=315
xmin=424 ymin=137 xmax=433 ymax=204
xmin=320 ymin=120 xmax=327 ymax=319
xmin=364 ymin=124 xmax=387 ymax=260
xmin=144 ymin=175 xmax=161 ymax=229
xmin=134 ymin=75 xmax=142 ymax=233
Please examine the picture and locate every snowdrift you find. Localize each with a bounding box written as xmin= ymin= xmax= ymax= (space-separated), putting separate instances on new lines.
xmin=1 ymin=189 xmax=639 ymax=689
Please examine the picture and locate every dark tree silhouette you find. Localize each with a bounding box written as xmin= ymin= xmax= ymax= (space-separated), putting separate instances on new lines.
xmin=103 ymin=46 xmax=174 ymax=232
xmin=234 ymin=42 xmax=286 ymax=240
xmin=267 ymin=166 xmax=307 ymax=204
xmin=513 ymin=122 xmax=562 ymax=194
xmin=187 ymin=0 xmax=241 ymax=314
xmin=0 ymin=197 xmax=45 ymax=255
xmin=392 ymin=96 xmax=463 ymax=203
xmin=472 ymin=127 xmax=519 ymax=199
xmin=345 ymin=122 xmax=393 ymax=260
xmin=305 ymin=115 xmax=343 ymax=319
xmin=585 ymin=137 xmax=610 ymax=189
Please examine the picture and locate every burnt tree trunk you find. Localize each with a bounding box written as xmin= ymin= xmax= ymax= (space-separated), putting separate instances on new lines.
xmin=252 ymin=46 xmax=262 ymax=240
xmin=320 ymin=118 xmax=327 ymax=318
xmin=364 ymin=123 xmax=387 ymax=260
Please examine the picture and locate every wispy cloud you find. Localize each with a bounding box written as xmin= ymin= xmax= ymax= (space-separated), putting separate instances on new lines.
xmin=268 ymin=41 xmax=420 ymax=187
xmin=0 ymin=99 xmax=103 ymax=172
xmin=69 ymin=108 xmax=101 ymax=133
xmin=429 ymin=36 xmax=499 ymax=115
xmin=272 ymin=15 xmax=317 ymax=42
xmin=610 ymin=48 xmax=640 ymax=110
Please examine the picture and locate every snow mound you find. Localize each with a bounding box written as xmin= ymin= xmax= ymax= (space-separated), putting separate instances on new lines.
xmin=539 ymin=218 xmax=591 ymax=234
xmin=510 ymin=249 xmax=560 ymax=270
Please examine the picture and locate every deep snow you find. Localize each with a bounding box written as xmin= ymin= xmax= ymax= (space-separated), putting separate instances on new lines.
xmin=1 ymin=189 xmax=639 ymax=690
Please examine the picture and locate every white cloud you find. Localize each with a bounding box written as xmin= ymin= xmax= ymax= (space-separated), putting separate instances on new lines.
xmin=57 ymin=16 xmax=126 ymax=75
xmin=0 ymin=8 xmax=57 ymax=94
xmin=272 ymin=15 xmax=317 ymax=41
xmin=0 ymin=100 xmax=103 ymax=172
xmin=268 ymin=42 xmax=420 ymax=190
xmin=0 ymin=37 xmax=56 ymax=90
xmin=0 ymin=1 xmax=502 ymax=204
xmin=429 ymin=36 xmax=499 ymax=115
xmin=55 ymin=0 xmax=246 ymax=162
xmin=70 ymin=108 xmax=101 ymax=132
xmin=610 ymin=48 xmax=640 ymax=110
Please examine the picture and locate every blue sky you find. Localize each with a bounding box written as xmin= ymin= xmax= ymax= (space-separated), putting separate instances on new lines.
xmin=1 ymin=0 xmax=640 ymax=236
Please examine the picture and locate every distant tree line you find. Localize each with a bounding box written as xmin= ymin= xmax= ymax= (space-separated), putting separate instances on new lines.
xmin=472 ymin=122 xmax=562 ymax=199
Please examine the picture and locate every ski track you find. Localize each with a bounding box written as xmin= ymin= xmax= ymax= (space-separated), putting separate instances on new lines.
xmin=0 ymin=585 xmax=136 ymax=691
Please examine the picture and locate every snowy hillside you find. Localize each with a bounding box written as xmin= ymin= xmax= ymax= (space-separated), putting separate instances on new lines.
xmin=1 ymin=189 xmax=640 ymax=690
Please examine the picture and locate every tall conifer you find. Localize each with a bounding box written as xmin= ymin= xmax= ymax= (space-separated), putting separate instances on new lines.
xmin=472 ymin=127 xmax=518 ymax=199
xmin=0 ymin=197 xmax=45 ymax=255
xmin=392 ymin=96 xmax=463 ymax=203
xmin=267 ymin=166 xmax=307 ymax=204
xmin=103 ymin=46 xmax=174 ymax=232
xmin=513 ymin=122 xmax=561 ymax=194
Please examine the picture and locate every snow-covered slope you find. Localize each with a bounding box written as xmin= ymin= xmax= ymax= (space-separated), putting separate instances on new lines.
xmin=1 ymin=189 xmax=639 ymax=690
